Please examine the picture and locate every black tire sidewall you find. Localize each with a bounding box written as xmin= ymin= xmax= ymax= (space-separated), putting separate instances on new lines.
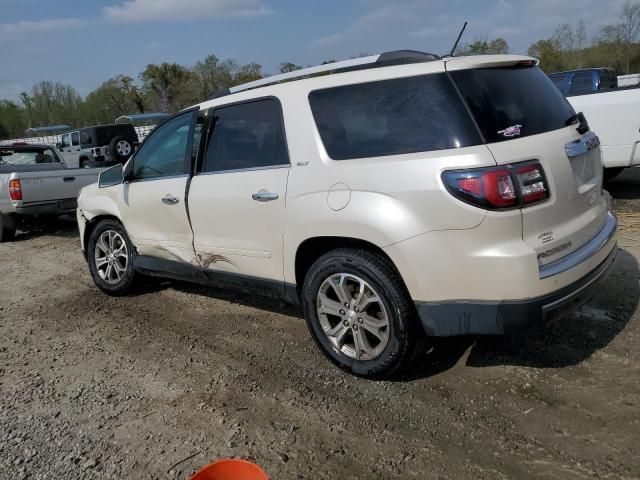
xmin=87 ymin=220 xmax=136 ymax=295
xmin=0 ymin=213 xmax=16 ymax=242
xmin=302 ymin=252 xmax=411 ymax=377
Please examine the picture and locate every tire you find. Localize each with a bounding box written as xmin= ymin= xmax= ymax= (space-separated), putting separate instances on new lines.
xmin=604 ymin=167 xmax=624 ymax=183
xmin=0 ymin=213 xmax=16 ymax=243
xmin=87 ymin=219 xmax=137 ymax=296
xmin=80 ymin=158 xmax=91 ymax=168
xmin=109 ymin=136 xmax=133 ymax=163
xmin=302 ymin=248 xmax=425 ymax=378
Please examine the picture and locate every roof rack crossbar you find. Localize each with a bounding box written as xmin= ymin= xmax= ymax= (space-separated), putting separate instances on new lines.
xmin=229 ymin=54 xmax=381 ymax=94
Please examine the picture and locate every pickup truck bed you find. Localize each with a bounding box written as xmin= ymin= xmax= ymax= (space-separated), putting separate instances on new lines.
xmin=568 ymin=86 xmax=640 ymax=174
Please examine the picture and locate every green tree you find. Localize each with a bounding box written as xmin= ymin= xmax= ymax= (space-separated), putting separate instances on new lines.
xmin=279 ymin=62 xmax=302 ymax=73
xmin=140 ymin=63 xmax=193 ymax=113
xmin=0 ymin=100 xmax=26 ymax=139
xmin=459 ymin=37 xmax=509 ymax=55
xmin=528 ymin=39 xmax=566 ymax=72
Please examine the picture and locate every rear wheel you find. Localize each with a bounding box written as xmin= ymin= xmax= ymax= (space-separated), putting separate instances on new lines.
xmin=302 ymin=248 xmax=425 ymax=378
xmin=80 ymin=158 xmax=91 ymax=168
xmin=87 ymin=220 xmax=137 ymax=295
xmin=0 ymin=213 xmax=16 ymax=243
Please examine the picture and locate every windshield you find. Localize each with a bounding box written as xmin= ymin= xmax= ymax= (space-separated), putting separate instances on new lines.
xmin=0 ymin=148 xmax=60 ymax=166
xmin=450 ymin=66 xmax=575 ymax=143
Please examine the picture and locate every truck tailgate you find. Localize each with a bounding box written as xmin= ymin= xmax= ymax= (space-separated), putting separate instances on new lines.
xmin=15 ymin=168 xmax=100 ymax=204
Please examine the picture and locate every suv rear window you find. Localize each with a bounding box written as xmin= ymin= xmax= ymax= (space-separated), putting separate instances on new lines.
xmin=450 ymin=66 xmax=575 ymax=143
xmin=309 ymin=74 xmax=482 ymax=160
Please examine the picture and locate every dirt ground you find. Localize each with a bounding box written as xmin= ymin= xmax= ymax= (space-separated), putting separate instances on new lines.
xmin=1 ymin=172 xmax=639 ymax=480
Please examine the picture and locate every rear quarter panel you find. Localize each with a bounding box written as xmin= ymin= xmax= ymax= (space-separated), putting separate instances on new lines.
xmin=277 ymin=74 xmax=495 ymax=286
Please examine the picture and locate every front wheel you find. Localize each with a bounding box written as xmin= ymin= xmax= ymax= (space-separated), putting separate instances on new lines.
xmin=87 ymin=220 xmax=137 ymax=296
xmin=302 ymin=248 xmax=425 ymax=378
xmin=0 ymin=213 xmax=16 ymax=242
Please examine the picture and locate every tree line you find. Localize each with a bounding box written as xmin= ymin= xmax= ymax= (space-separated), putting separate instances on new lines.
xmin=1 ymin=1 xmax=639 ymax=140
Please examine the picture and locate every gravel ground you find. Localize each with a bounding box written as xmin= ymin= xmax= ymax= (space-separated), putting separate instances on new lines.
xmin=1 ymin=171 xmax=639 ymax=479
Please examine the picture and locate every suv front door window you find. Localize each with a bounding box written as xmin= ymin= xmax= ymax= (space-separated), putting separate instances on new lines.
xmin=132 ymin=112 xmax=193 ymax=180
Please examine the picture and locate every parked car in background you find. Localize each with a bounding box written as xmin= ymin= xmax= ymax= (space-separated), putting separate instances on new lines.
xmin=548 ymin=68 xmax=618 ymax=96
xmin=0 ymin=143 xmax=100 ymax=242
xmin=569 ymin=87 xmax=640 ymax=180
xmin=78 ymin=51 xmax=616 ymax=377
xmin=58 ymin=124 xmax=139 ymax=169
xmin=548 ymin=67 xmax=640 ymax=180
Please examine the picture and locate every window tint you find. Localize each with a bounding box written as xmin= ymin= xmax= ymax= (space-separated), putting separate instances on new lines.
xmin=132 ymin=112 xmax=194 ymax=180
xmin=309 ymin=74 xmax=481 ymax=160
xmin=568 ymin=71 xmax=594 ymax=95
xmin=451 ymin=66 xmax=575 ymax=143
xmin=203 ymin=99 xmax=289 ymax=172
xmin=71 ymin=132 xmax=80 ymax=147
xmin=80 ymin=130 xmax=93 ymax=146
xmin=548 ymin=74 xmax=566 ymax=93
xmin=61 ymin=134 xmax=71 ymax=148
xmin=599 ymin=70 xmax=617 ymax=90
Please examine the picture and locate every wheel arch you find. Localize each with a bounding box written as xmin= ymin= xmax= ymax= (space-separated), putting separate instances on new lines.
xmin=83 ymin=214 xmax=123 ymax=258
xmin=293 ymin=236 xmax=406 ymax=295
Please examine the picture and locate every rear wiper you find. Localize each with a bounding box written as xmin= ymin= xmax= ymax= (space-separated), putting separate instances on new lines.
xmin=566 ymin=112 xmax=589 ymax=134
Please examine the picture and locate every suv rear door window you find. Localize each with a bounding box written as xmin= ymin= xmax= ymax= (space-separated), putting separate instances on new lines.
xmin=450 ymin=66 xmax=575 ymax=144
xmin=309 ymin=74 xmax=482 ymax=160
xmin=568 ymin=71 xmax=594 ymax=95
xmin=203 ymin=98 xmax=289 ymax=173
xmin=80 ymin=130 xmax=93 ymax=146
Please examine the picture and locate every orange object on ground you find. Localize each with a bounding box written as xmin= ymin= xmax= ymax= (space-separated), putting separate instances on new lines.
xmin=191 ymin=459 xmax=269 ymax=480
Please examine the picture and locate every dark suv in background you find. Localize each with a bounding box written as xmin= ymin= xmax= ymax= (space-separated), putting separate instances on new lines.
xmin=58 ymin=124 xmax=139 ymax=169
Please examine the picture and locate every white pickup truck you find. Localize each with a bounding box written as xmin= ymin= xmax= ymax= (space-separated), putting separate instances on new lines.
xmin=0 ymin=143 xmax=100 ymax=241
xmin=567 ymin=87 xmax=640 ymax=180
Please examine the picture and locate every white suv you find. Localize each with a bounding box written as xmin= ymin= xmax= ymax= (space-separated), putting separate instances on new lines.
xmin=77 ymin=50 xmax=617 ymax=377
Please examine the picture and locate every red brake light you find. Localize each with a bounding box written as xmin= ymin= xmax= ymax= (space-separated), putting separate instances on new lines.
xmin=443 ymin=161 xmax=548 ymax=210
xmin=9 ymin=179 xmax=22 ymax=201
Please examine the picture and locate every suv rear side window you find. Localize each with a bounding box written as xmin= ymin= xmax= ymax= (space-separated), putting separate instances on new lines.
xmin=451 ymin=66 xmax=575 ymax=144
xmin=568 ymin=71 xmax=593 ymax=95
xmin=203 ymin=98 xmax=289 ymax=173
xmin=309 ymin=74 xmax=481 ymax=160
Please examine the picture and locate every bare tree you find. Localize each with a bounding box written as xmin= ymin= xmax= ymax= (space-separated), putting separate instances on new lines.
xmin=620 ymin=0 xmax=640 ymax=73
xmin=576 ymin=19 xmax=586 ymax=69
xmin=554 ymin=23 xmax=576 ymax=69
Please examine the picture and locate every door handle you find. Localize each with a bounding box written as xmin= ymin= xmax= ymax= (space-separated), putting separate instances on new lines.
xmin=252 ymin=191 xmax=279 ymax=202
xmin=162 ymin=194 xmax=179 ymax=205
xmin=63 ymin=177 xmax=75 ymax=182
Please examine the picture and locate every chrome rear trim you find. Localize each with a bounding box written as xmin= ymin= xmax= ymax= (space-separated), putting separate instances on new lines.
xmin=539 ymin=212 xmax=617 ymax=279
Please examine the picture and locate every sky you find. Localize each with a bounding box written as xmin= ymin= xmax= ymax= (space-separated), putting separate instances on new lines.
xmin=0 ymin=0 xmax=629 ymax=102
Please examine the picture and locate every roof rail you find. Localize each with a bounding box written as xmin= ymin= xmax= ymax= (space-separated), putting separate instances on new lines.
xmin=212 ymin=50 xmax=440 ymax=98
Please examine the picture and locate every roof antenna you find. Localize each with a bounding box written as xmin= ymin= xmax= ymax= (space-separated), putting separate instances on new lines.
xmin=449 ymin=21 xmax=468 ymax=57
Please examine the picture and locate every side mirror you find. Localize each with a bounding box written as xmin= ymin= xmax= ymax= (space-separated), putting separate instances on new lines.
xmin=56 ymin=143 xmax=62 ymax=150
xmin=98 ymin=163 xmax=124 ymax=188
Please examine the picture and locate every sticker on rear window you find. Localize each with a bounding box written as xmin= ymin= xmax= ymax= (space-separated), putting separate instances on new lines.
xmin=498 ymin=124 xmax=522 ymax=138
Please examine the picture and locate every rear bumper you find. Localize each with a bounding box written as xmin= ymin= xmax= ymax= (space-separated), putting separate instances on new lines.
xmin=15 ymin=198 xmax=77 ymax=216
xmin=415 ymin=214 xmax=618 ymax=336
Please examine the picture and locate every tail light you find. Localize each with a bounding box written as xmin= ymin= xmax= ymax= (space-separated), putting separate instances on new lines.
xmin=442 ymin=161 xmax=549 ymax=210
xmin=9 ymin=179 xmax=22 ymax=201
